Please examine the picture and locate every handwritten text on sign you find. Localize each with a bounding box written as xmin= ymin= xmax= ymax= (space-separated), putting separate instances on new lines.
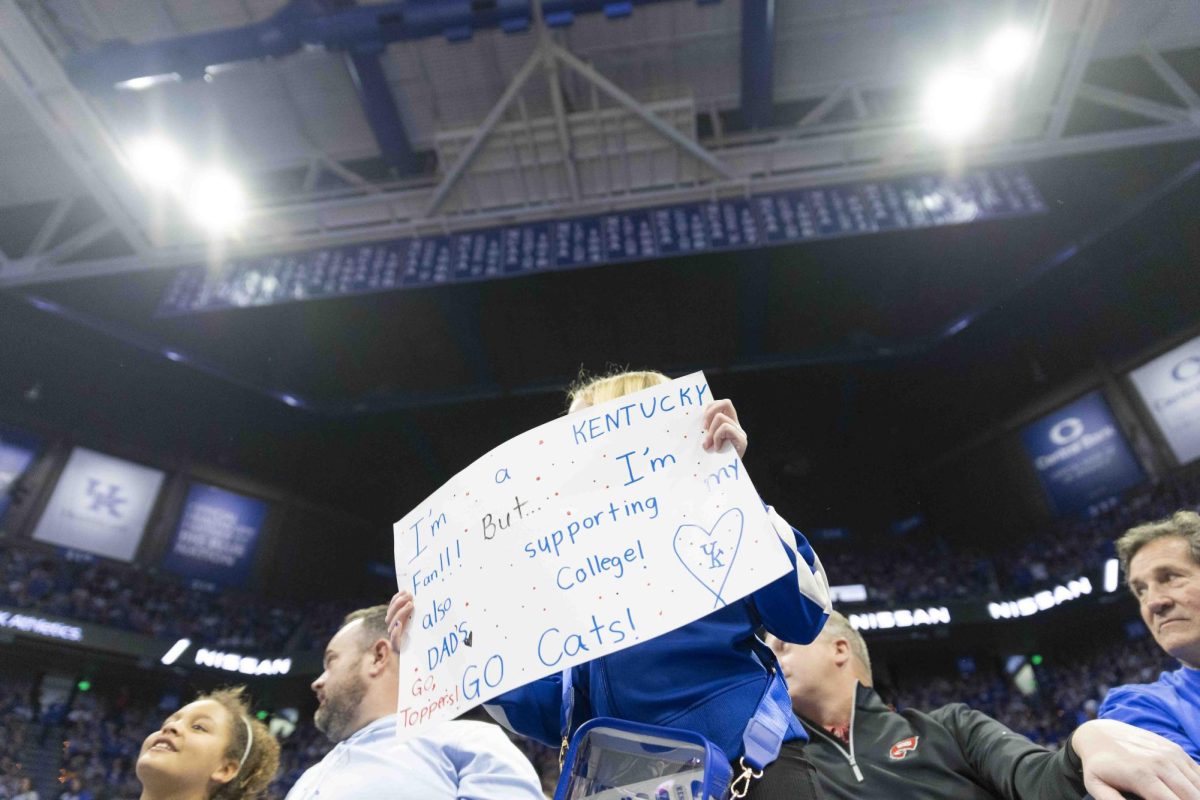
xmin=391 ymin=372 xmax=791 ymax=735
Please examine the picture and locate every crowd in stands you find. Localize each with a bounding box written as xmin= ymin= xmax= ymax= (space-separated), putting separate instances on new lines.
xmin=3 ymin=466 xmax=1199 ymax=660
xmin=2 ymin=466 xmax=1197 ymax=797
xmin=0 ymin=621 xmax=1176 ymax=799
xmin=885 ymin=634 xmax=1176 ymax=748
xmin=0 ymin=541 xmax=326 ymax=652
xmin=0 ymin=678 xmax=35 ymax=800
xmin=823 ymin=465 xmax=1200 ymax=607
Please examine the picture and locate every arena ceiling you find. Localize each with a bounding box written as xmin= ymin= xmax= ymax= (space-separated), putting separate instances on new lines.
xmin=0 ymin=0 xmax=1198 ymax=527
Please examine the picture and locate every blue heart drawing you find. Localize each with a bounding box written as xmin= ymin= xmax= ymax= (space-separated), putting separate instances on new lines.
xmin=673 ymin=508 xmax=744 ymax=608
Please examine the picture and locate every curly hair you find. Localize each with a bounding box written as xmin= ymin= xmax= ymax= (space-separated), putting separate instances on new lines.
xmin=199 ymin=687 xmax=280 ymax=800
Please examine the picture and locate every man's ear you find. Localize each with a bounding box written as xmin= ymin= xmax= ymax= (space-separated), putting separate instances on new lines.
xmin=367 ymin=638 xmax=392 ymax=677
xmin=831 ymin=637 xmax=852 ymax=668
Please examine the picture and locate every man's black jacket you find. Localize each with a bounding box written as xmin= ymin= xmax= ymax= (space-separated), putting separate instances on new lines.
xmin=798 ymin=683 xmax=1088 ymax=800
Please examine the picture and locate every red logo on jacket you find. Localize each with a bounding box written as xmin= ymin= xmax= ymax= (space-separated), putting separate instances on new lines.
xmin=889 ymin=736 xmax=919 ymax=760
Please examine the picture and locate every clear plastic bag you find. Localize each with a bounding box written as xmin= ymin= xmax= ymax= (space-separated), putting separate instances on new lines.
xmin=556 ymin=718 xmax=731 ymax=800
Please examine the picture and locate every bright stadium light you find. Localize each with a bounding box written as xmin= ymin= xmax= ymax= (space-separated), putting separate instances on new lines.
xmin=1104 ymin=558 xmax=1120 ymax=592
xmin=922 ymin=68 xmax=994 ymax=140
xmin=127 ymin=137 xmax=187 ymax=189
xmin=115 ymin=72 xmax=181 ymax=91
xmin=188 ymin=169 xmax=246 ymax=232
xmin=983 ymin=26 xmax=1034 ymax=76
xmin=161 ymin=638 xmax=192 ymax=665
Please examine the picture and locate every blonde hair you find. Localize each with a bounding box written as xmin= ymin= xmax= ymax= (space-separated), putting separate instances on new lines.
xmin=1116 ymin=510 xmax=1200 ymax=582
xmin=819 ymin=611 xmax=873 ymax=683
xmin=567 ymin=369 xmax=670 ymax=410
xmin=200 ymin=687 xmax=280 ymax=800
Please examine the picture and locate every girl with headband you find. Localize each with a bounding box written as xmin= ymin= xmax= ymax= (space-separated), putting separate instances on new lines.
xmin=136 ymin=686 xmax=280 ymax=800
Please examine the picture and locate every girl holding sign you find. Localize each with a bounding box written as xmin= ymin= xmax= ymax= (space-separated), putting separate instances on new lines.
xmin=388 ymin=370 xmax=832 ymax=800
xmin=135 ymin=687 xmax=279 ymax=800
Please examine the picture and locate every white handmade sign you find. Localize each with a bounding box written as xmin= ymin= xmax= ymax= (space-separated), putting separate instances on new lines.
xmin=391 ymin=372 xmax=792 ymax=734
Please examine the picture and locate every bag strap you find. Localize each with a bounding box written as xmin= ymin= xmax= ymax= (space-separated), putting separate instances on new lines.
xmin=558 ymin=667 xmax=574 ymax=768
xmin=557 ymin=637 xmax=792 ymax=775
xmin=740 ymin=637 xmax=793 ymax=770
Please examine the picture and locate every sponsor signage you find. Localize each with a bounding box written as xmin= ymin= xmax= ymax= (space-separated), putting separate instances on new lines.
xmin=848 ymin=607 xmax=951 ymax=630
xmin=1019 ymin=392 xmax=1144 ymax=516
xmin=830 ymin=584 xmax=868 ymax=603
xmin=1129 ymin=335 xmax=1200 ymax=465
xmin=0 ymin=605 xmax=317 ymax=675
xmin=162 ymin=483 xmax=269 ymax=586
xmin=0 ymin=610 xmax=83 ymax=642
xmin=986 ymin=576 xmax=1093 ymax=620
xmin=846 ymin=562 xmax=1120 ymax=634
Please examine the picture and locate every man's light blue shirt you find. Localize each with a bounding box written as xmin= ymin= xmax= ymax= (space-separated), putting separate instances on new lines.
xmin=1099 ymin=665 xmax=1200 ymax=762
xmin=284 ymin=715 xmax=545 ymax=800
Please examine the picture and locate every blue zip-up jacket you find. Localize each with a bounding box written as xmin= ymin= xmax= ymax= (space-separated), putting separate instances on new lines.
xmin=485 ymin=507 xmax=831 ymax=761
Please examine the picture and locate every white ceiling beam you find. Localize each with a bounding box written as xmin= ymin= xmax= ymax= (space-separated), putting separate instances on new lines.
xmin=42 ymin=219 xmax=116 ymax=263
xmin=0 ymin=0 xmax=151 ymax=254
xmin=796 ymin=85 xmax=849 ymax=128
xmin=5 ymin=113 xmax=1198 ymax=291
xmin=550 ymin=42 xmax=734 ymax=181
xmin=1076 ymin=82 xmax=1196 ymax=124
xmin=1048 ymin=0 xmax=1111 ymax=139
xmin=25 ymin=196 xmax=75 ymax=257
xmin=534 ymin=0 xmax=581 ymax=204
xmin=1140 ymin=43 xmax=1200 ymax=111
xmin=424 ymin=47 xmax=544 ymax=216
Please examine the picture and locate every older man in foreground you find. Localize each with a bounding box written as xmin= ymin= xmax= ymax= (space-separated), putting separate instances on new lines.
xmin=769 ymin=611 xmax=1200 ymax=800
xmin=1100 ymin=510 xmax=1200 ymax=762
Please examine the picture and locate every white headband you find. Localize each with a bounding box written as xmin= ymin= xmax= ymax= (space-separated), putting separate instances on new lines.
xmin=238 ymin=716 xmax=253 ymax=770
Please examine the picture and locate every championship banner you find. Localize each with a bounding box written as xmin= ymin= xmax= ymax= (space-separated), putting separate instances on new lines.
xmin=392 ymin=372 xmax=791 ymax=735
xmin=1020 ymin=391 xmax=1144 ymax=516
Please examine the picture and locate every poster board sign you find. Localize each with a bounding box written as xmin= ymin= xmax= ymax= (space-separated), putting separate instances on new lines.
xmin=1019 ymin=391 xmax=1144 ymax=516
xmin=162 ymin=483 xmax=269 ymax=586
xmin=32 ymin=447 xmax=165 ymax=561
xmin=392 ymin=372 xmax=791 ymax=734
xmin=1129 ymin=335 xmax=1200 ymax=465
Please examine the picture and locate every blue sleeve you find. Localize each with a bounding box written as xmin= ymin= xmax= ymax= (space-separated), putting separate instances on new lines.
xmin=483 ymin=667 xmax=593 ymax=749
xmin=1099 ymin=685 xmax=1200 ymax=762
xmin=749 ymin=507 xmax=831 ymax=646
xmin=449 ymin=723 xmax=547 ymax=800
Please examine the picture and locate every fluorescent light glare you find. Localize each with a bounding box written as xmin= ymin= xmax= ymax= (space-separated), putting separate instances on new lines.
xmin=188 ymin=169 xmax=246 ymax=232
xmin=128 ymin=137 xmax=186 ymax=188
xmin=983 ymin=27 xmax=1034 ymax=76
xmin=1104 ymin=558 xmax=1119 ymax=593
xmin=161 ymin=638 xmax=191 ymax=665
xmin=922 ymin=68 xmax=993 ymax=140
xmin=114 ymin=72 xmax=181 ymax=91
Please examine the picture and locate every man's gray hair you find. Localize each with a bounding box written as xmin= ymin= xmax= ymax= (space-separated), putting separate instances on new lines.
xmin=1116 ymin=510 xmax=1200 ymax=584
